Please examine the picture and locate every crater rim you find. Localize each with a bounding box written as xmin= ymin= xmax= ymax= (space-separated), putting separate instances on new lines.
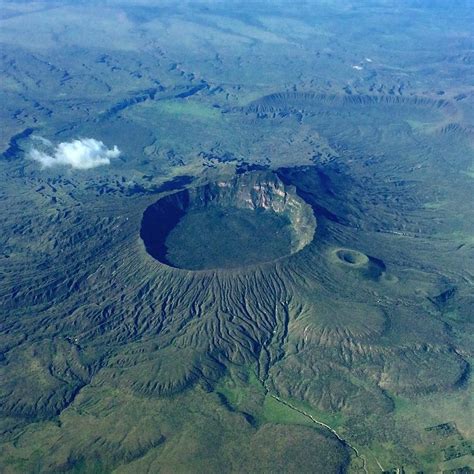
xmin=140 ymin=171 xmax=317 ymax=271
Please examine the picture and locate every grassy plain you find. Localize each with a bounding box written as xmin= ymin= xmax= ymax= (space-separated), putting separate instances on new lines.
xmin=0 ymin=0 xmax=473 ymax=472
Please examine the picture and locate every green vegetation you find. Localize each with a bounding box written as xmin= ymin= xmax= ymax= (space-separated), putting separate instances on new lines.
xmin=0 ymin=381 xmax=350 ymax=473
xmin=0 ymin=0 xmax=473 ymax=472
xmin=152 ymin=100 xmax=221 ymax=120
xmin=166 ymin=207 xmax=293 ymax=270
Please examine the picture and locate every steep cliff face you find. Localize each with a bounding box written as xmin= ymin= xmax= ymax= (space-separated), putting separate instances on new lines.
xmin=141 ymin=171 xmax=317 ymax=267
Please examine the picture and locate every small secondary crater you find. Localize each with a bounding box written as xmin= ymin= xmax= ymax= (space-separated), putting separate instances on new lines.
xmin=331 ymin=247 xmax=387 ymax=280
xmin=140 ymin=171 xmax=316 ymax=270
xmin=335 ymin=249 xmax=369 ymax=266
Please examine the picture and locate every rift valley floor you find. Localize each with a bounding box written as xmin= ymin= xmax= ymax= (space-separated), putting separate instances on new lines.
xmin=0 ymin=1 xmax=473 ymax=473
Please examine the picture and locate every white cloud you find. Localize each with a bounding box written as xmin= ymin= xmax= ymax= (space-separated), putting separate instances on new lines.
xmin=29 ymin=138 xmax=120 ymax=170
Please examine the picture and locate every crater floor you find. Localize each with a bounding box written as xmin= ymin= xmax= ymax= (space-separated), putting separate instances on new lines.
xmin=140 ymin=171 xmax=316 ymax=270
xmin=165 ymin=207 xmax=294 ymax=270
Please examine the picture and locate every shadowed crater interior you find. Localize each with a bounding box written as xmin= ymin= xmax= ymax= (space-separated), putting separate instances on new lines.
xmin=140 ymin=171 xmax=316 ymax=270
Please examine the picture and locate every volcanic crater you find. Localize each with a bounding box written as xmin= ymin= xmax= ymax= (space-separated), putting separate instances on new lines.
xmin=140 ymin=171 xmax=316 ymax=270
